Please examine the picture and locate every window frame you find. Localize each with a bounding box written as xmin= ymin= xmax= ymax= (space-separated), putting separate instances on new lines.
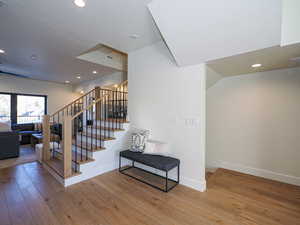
xmin=0 ymin=93 xmax=11 ymax=123
xmin=0 ymin=92 xmax=47 ymax=124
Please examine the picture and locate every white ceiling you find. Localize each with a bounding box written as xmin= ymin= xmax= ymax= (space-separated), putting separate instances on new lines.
xmin=149 ymin=0 xmax=282 ymax=66
xmin=207 ymin=43 xmax=300 ymax=76
xmin=0 ymin=0 xmax=161 ymax=84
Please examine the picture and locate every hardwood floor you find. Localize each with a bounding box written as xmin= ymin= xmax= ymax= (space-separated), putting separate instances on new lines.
xmin=0 ymin=145 xmax=37 ymax=170
xmin=0 ymin=162 xmax=299 ymax=225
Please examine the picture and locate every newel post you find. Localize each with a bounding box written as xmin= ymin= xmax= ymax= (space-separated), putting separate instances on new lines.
xmin=42 ymin=115 xmax=51 ymax=161
xmin=62 ymin=115 xmax=72 ymax=178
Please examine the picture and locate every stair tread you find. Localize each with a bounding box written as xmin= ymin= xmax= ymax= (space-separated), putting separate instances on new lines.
xmin=53 ymin=148 xmax=95 ymax=164
xmin=84 ymin=125 xmax=125 ymax=132
xmin=97 ymin=118 xmax=130 ymax=123
xmin=72 ymin=140 xmax=106 ymax=151
xmin=79 ymin=132 xmax=116 ymax=141
xmin=44 ymin=158 xmax=82 ymax=178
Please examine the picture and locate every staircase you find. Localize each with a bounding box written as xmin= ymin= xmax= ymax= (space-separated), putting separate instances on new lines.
xmin=41 ymin=84 xmax=130 ymax=186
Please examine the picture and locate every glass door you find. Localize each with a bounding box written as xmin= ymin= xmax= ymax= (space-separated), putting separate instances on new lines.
xmin=0 ymin=94 xmax=11 ymax=122
xmin=17 ymin=95 xmax=46 ymax=124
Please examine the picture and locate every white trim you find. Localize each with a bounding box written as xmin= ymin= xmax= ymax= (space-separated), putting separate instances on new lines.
xmin=208 ymin=161 xmax=300 ymax=186
xmin=64 ymin=161 xmax=118 ymax=187
xmin=46 ymin=158 xmax=207 ymax=192
xmin=131 ymin=162 xmax=207 ymax=192
xmin=181 ymin=177 xmax=206 ymax=192
xmin=43 ymin=163 xmax=65 ymax=185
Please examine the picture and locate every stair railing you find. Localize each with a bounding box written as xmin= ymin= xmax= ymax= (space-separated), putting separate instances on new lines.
xmin=115 ymin=80 xmax=128 ymax=92
xmin=42 ymin=87 xmax=128 ymax=178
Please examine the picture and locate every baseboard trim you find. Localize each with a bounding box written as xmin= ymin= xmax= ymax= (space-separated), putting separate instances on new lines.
xmin=64 ymin=161 xmax=118 ymax=187
xmin=130 ymin=162 xmax=206 ymax=192
xmin=47 ymin=159 xmax=207 ymax=192
xmin=43 ymin=162 xmax=65 ymax=186
xmin=208 ymin=161 xmax=300 ymax=186
xmin=181 ymin=177 xmax=206 ymax=192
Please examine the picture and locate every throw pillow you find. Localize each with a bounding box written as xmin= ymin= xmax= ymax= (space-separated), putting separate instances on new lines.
xmin=143 ymin=139 xmax=170 ymax=156
xmin=130 ymin=130 xmax=149 ymax=152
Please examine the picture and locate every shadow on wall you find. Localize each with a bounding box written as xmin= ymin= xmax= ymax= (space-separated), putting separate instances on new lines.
xmin=206 ymin=66 xmax=223 ymax=89
xmin=73 ymin=72 xmax=127 ymax=93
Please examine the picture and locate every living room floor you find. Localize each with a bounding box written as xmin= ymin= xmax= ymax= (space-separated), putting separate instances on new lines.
xmin=0 ymin=162 xmax=299 ymax=225
xmin=0 ymin=145 xmax=37 ymax=170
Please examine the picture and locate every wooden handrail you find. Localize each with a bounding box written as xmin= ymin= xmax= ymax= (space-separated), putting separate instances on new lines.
xmin=119 ymin=80 xmax=128 ymax=87
xmin=51 ymin=88 xmax=96 ymax=117
xmin=71 ymin=94 xmax=109 ymax=120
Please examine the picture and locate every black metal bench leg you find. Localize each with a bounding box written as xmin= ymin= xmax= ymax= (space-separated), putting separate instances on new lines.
xmin=177 ymin=164 xmax=180 ymax=183
xmin=165 ymin=171 xmax=168 ymax=192
xmin=119 ymin=155 xmax=180 ymax=192
xmin=119 ymin=154 xmax=121 ymax=172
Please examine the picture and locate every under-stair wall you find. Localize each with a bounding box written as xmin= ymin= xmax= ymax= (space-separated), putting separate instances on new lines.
xmin=65 ymin=122 xmax=131 ymax=186
xmin=42 ymin=84 xmax=130 ymax=186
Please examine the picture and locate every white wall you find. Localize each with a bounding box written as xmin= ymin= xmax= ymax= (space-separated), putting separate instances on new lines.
xmin=73 ymin=72 xmax=126 ymax=93
xmin=0 ymin=73 xmax=80 ymax=114
xmin=206 ymin=67 xmax=300 ymax=186
xmin=281 ymin=0 xmax=300 ymax=46
xmin=206 ymin=66 xmax=223 ymax=89
xmin=148 ymin=0 xmax=281 ymax=66
xmin=128 ymin=41 xmax=206 ymax=191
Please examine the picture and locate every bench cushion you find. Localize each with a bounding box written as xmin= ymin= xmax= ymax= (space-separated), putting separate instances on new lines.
xmin=120 ymin=150 xmax=180 ymax=171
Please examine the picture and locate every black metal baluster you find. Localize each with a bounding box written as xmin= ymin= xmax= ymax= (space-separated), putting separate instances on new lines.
xmin=125 ymin=92 xmax=128 ymax=120
xmin=109 ymin=90 xmax=112 ymax=137
xmin=100 ymin=92 xmax=102 ymax=149
xmin=74 ymin=118 xmax=77 ymax=172
xmin=95 ymin=90 xmax=98 ymax=150
xmin=80 ymin=110 xmax=83 ymax=163
xmin=89 ymin=93 xmax=92 ymax=159
xmin=104 ymin=90 xmax=106 ymax=141
xmin=118 ymin=91 xmax=121 ymax=129
xmin=92 ymin=90 xmax=95 ymax=152
xmin=113 ymin=90 xmax=116 ymax=131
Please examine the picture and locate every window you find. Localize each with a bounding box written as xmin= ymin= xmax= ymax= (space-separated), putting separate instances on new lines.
xmin=0 ymin=92 xmax=47 ymax=124
xmin=0 ymin=94 xmax=11 ymax=122
xmin=17 ymin=95 xmax=46 ymax=124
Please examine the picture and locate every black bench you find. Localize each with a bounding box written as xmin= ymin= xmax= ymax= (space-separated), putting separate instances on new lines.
xmin=119 ymin=150 xmax=180 ymax=192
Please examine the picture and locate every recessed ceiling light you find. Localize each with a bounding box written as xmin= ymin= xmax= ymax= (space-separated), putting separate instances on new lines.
xmin=0 ymin=49 xmax=5 ymax=54
xmin=80 ymin=90 xmax=84 ymax=94
xmin=93 ymin=70 xmax=97 ymax=74
xmin=77 ymin=76 xmax=81 ymax=79
xmin=74 ymin=0 xmax=85 ymax=7
xmin=65 ymin=80 xmax=70 ymax=84
xmin=129 ymin=34 xmax=140 ymax=39
xmin=251 ymin=64 xmax=262 ymax=68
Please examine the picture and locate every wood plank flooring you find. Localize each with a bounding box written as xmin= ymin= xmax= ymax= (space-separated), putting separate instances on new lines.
xmin=0 ymin=162 xmax=299 ymax=225
xmin=0 ymin=145 xmax=37 ymax=170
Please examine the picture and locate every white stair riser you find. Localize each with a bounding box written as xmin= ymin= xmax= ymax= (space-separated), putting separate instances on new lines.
xmin=72 ymin=146 xmax=93 ymax=158
xmin=65 ymin=124 xmax=131 ymax=186
xmin=52 ymin=147 xmax=93 ymax=159
xmin=75 ymin=135 xmax=105 ymax=147
xmin=82 ymin=127 xmax=115 ymax=137
xmin=95 ymin=120 xmax=126 ymax=128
